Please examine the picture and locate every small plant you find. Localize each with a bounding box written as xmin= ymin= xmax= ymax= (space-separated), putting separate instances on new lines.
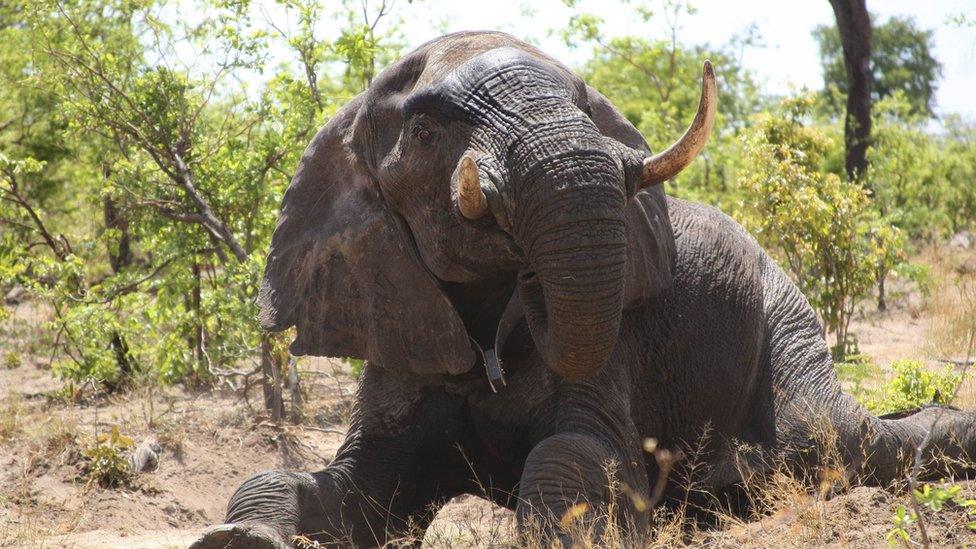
xmin=82 ymin=425 xmax=134 ymax=488
xmin=50 ymin=381 xmax=84 ymax=404
xmin=862 ymin=360 xmax=963 ymax=415
xmin=155 ymin=421 xmax=185 ymax=460
xmin=836 ymin=353 xmax=879 ymax=388
xmin=3 ymin=350 xmax=21 ymax=369
xmin=887 ymin=482 xmax=976 ymax=546
xmin=345 ymin=357 xmax=365 ymax=378
xmin=0 ymin=394 xmax=24 ymax=441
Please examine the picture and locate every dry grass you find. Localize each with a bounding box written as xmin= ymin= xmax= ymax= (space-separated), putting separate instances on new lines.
xmin=922 ymin=246 xmax=976 ymax=358
xmin=0 ymin=393 xmax=25 ymax=441
xmin=415 ymin=415 xmax=974 ymax=548
xmin=155 ymin=419 xmax=187 ymax=461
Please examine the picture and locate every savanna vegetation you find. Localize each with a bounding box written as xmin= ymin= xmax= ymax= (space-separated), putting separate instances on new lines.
xmin=1 ymin=0 xmax=975 ymax=547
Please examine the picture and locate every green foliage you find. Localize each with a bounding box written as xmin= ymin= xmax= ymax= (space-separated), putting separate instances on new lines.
xmin=861 ymin=360 xmax=963 ymax=415
xmin=814 ymin=14 xmax=943 ymax=117
xmin=0 ymin=0 xmax=404 ymax=388
xmin=868 ymin=93 xmax=976 ymax=240
xmin=738 ymin=93 xmax=899 ymax=356
xmin=0 ymin=0 xmax=970 ymax=397
xmin=888 ymin=482 xmax=976 ymax=545
xmin=566 ymin=1 xmax=765 ymax=211
xmin=938 ymin=116 xmax=976 ymax=234
xmin=345 ymin=358 xmax=366 ymax=378
xmin=835 ymin=353 xmax=880 ymax=394
xmin=83 ymin=425 xmax=134 ymax=488
xmin=3 ymin=351 xmax=21 ymax=370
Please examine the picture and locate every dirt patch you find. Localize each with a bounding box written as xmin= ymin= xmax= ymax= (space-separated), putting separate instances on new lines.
xmin=705 ymin=484 xmax=976 ymax=548
xmin=0 ymin=350 xmax=353 ymax=547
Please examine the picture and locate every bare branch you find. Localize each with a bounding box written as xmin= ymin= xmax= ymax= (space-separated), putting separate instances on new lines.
xmin=91 ymin=256 xmax=179 ymax=304
xmin=0 ymin=169 xmax=68 ymax=261
xmin=171 ymin=149 xmax=248 ymax=263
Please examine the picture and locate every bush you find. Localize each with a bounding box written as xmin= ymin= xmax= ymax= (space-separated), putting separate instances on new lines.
xmin=862 ymin=360 xmax=963 ymax=415
xmin=0 ymin=0 xmax=392 ymax=393
xmin=888 ymin=481 xmax=976 ymax=545
xmin=3 ymin=351 xmax=20 ymax=369
xmin=82 ymin=426 xmax=134 ymax=488
xmin=346 ymin=358 xmax=366 ymax=378
xmin=870 ymin=94 xmax=976 ymax=240
xmin=738 ymin=94 xmax=902 ymax=357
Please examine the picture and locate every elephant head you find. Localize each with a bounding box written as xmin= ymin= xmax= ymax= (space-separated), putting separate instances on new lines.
xmin=258 ymin=32 xmax=715 ymax=381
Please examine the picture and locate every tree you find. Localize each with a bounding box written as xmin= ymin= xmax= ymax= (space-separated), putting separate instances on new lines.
xmin=826 ymin=0 xmax=872 ymax=183
xmin=814 ymin=15 xmax=943 ymax=118
xmin=562 ymin=0 xmax=765 ymax=212
xmin=870 ymin=95 xmax=976 ymax=239
xmin=0 ymin=0 xmax=404 ymax=415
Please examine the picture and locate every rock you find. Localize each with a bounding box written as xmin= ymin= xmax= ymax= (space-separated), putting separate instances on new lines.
xmin=956 ymin=257 xmax=976 ymax=275
xmin=3 ymin=284 xmax=27 ymax=305
xmin=129 ymin=439 xmax=161 ymax=473
xmin=948 ymin=230 xmax=975 ymax=250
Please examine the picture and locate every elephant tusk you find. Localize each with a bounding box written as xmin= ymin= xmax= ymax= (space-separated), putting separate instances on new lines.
xmin=453 ymin=153 xmax=489 ymax=219
xmin=640 ymin=60 xmax=717 ymax=188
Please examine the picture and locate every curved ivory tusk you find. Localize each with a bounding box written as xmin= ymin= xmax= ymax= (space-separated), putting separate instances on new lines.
xmin=641 ymin=60 xmax=717 ymax=188
xmin=453 ymin=153 xmax=489 ymax=219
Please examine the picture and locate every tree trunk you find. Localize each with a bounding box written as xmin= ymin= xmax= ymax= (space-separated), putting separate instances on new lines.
xmin=103 ymin=196 xmax=132 ymax=273
xmin=189 ymin=261 xmax=204 ymax=371
xmin=877 ymin=269 xmax=888 ymax=312
xmin=103 ymin=172 xmax=136 ymax=389
xmin=261 ymin=334 xmax=285 ymax=423
xmin=828 ymin=0 xmax=872 ymax=184
xmin=287 ymin=357 xmax=302 ymax=424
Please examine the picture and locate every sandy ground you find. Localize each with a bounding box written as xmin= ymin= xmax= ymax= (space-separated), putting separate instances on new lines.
xmin=1 ymin=278 xmax=975 ymax=547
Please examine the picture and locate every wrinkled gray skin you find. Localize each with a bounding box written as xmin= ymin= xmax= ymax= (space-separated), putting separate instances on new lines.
xmin=192 ymin=32 xmax=976 ymax=548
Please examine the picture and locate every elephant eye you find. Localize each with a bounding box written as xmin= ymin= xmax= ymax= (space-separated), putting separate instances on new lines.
xmin=412 ymin=123 xmax=432 ymax=143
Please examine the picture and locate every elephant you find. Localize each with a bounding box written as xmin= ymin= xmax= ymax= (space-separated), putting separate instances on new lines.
xmin=191 ymin=31 xmax=976 ymax=548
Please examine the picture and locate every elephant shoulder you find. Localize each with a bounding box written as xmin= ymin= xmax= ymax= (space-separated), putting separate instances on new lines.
xmin=666 ymin=197 xmax=757 ymax=247
xmin=665 ymin=196 xmax=766 ymax=295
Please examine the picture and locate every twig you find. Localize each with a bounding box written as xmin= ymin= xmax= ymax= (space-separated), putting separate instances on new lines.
xmin=936 ymin=357 xmax=975 ymax=367
xmin=301 ymin=426 xmax=347 ymax=436
xmin=0 ymin=170 xmax=69 ymax=260
xmin=90 ymin=257 xmax=178 ymax=304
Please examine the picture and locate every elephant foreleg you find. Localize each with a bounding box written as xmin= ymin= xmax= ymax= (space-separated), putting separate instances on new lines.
xmin=515 ymin=381 xmax=649 ymax=544
xmin=191 ymin=365 xmax=472 ymax=548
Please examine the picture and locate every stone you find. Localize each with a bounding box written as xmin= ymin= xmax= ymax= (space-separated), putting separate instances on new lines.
xmin=3 ymin=285 xmax=27 ymax=305
xmin=129 ymin=439 xmax=161 ymax=473
xmin=948 ymin=230 xmax=974 ymax=250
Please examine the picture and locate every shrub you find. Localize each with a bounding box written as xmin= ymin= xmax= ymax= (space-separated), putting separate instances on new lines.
xmin=888 ymin=482 xmax=976 ymax=545
xmin=3 ymin=351 xmax=20 ymax=369
xmin=82 ymin=426 xmax=134 ymax=488
xmin=738 ymin=93 xmax=902 ymax=357
xmin=870 ymin=94 xmax=976 ymax=240
xmin=862 ymin=360 xmax=963 ymax=415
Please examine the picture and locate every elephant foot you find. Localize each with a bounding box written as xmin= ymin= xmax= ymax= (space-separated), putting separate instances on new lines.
xmin=189 ymin=523 xmax=288 ymax=549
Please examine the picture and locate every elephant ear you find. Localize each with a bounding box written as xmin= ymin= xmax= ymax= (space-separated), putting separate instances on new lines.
xmin=258 ymin=96 xmax=476 ymax=376
xmin=585 ymin=85 xmax=676 ymax=307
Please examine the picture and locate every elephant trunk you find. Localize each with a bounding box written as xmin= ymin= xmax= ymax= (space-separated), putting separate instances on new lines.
xmin=516 ymin=153 xmax=628 ymax=380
